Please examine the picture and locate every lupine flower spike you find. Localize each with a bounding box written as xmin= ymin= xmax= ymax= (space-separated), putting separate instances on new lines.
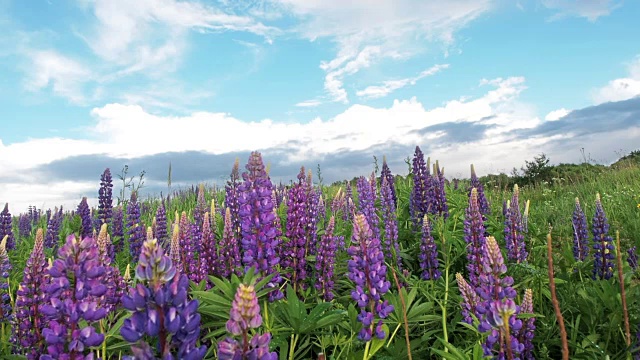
xmin=11 ymin=228 xmax=50 ymax=359
xmin=120 ymin=238 xmax=207 ymax=359
xmin=40 ymin=234 xmax=108 ymax=359
xmin=572 ymin=198 xmax=589 ymax=262
xmin=0 ymin=204 xmax=14 ymax=251
xmin=419 ymin=215 xmax=441 ymax=280
xmin=0 ymin=236 xmax=12 ymax=323
xmin=217 ymin=284 xmax=277 ymax=360
xmin=592 ymin=193 xmax=614 ymax=280
xmin=347 ymin=213 xmax=393 ymax=341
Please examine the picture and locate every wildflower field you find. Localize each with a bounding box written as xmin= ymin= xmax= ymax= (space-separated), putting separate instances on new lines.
xmin=1 ymin=147 xmax=639 ymax=360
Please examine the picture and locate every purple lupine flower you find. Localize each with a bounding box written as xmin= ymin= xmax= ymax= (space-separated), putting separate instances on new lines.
xmin=504 ymin=185 xmax=527 ymax=263
xmin=120 ymin=238 xmax=207 ymax=359
xmin=11 ymin=228 xmax=49 ymax=358
xmin=347 ymin=213 xmax=393 ymax=341
xmin=592 ymin=193 xmax=615 ymax=280
xmin=380 ymin=156 xmax=397 ymax=208
xmin=0 ymin=236 xmax=12 ymax=323
xmin=431 ymin=162 xmax=449 ymax=219
xmin=98 ymin=168 xmax=114 ymax=226
xmin=464 ymin=188 xmax=487 ymax=288
xmin=515 ymin=288 xmax=536 ymax=359
xmin=410 ymin=146 xmax=431 ymax=228
xmin=356 ymin=175 xmax=380 ymax=241
xmin=484 ymin=298 xmax=524 ymax=359
xmin=238 ymin=151 xmax=283 ymax=301
xmin=453 ymin=178 xmax=460 ymax=190
xmin=218 ymin=207 xmax=241 ymax=278
xmin=225 ymin=158 xmax=242 ymax=244
xmin=96 ymin=224 xmax=125 ymax=313
xmin=283 ymin=167 xmax=309 ymax=292
xmin=331 ymin=187 xmax=346 ymax=216
xmin=475 ymin=236 xmax=523 ymax=358
xmin=469 ymin=164 xmax=490 ymax=215
xmin=28 ymin=205 xmax=38 ymax=226
xmin=628 ymin=246 xmax=638 ymax=271
xmin=380 ymin=176 xmax=402 ymax=271
xmin=217 ymin=284 xmax=277 ymax=360
xmin=44 ymin=207 xmax=63 ymax=249
xmin=316 ymin=216 xmax=339 ymax=301
xmin=419 ymin=215 xmax=441 ymax=280
xmin=112 ymin=205 xmax=124 ymax=255
xmin=189 ymin=222 xmax=203 ymax=282
xmin=155 ymin=200 xmax=168 ymax=246
xmin=18 ymin=214 xmax=31 ymax=238
xmin=198 ymin=212 xmax=217 ymax=287
xmin=456 ymin=273 xmax=480 ymax=325
xmin=77 ymin=197 xmax=92 ymax=239
xmin=194 ymin=183 xmax=207 ymax=231
xmin=572 ymin=197 xmax=590 ymax=262
xmin=343 ymin=181 xmax=354 ymax=223
xmin=127 ymin=192 xmax=145 ymax=262
xmin=177 ymin=212 xmax=192 ymax=275
xmin=0 ymin=204 xmax=14 ymax=251
xmin=40 ymin=234 xmax=108 ymax=359
xmin=305 ymin=173 xmax=320 ymax=260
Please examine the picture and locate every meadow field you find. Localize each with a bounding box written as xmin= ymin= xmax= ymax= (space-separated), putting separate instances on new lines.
xmin=0 ymin=147 xmax=639 ymax=360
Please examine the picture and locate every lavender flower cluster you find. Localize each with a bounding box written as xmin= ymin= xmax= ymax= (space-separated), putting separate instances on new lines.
xmin=347 ymin=213 xmax=394 ymax=341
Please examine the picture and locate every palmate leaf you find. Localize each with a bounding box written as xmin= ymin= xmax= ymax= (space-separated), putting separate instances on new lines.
xmin=387 ymin=286 xmax=438 ymax=325
xmin=274 ymin=286 xmax=346 ymax=335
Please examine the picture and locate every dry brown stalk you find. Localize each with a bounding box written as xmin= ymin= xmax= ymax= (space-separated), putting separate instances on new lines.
xmin=615 ymin=230 xmax=632 ymax=347
xmin=390 ymin=266 xmax=412 ymax=360
xmin=547 ymin=232 xmax=569 ymax=360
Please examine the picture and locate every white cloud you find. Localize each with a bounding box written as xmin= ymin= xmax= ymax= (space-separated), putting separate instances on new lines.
xmin=83 ymin=0 xmax=278 ymax=75
xmin=592 ymin=56 xmax=640 ymax=104
xmin=541 ymin=0 xmax=621 ymax=21
xmin=0 ymin=75 xmax=542 ymax=209
xmin=272 ymin=0 xmax=494 ymax=102
xmin=356 ymin=64 xmax=449 ymax=99
xmin=545 ymin=108 xmax=570 ymax=121
xmin=23 ymin=50 xmax=93 ymax=103
xmin=295 ymin=99 xmax=322 ymax=107
xmin=3 ymin=74 xmax=638 ymax=211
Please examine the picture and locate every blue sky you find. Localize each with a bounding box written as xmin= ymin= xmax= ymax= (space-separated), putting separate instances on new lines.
xmin=1 ymin=0 xmax=639 ymax=211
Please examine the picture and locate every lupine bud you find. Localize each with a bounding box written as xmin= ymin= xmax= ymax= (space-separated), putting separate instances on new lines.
xmin=456 ymin=273 xmax=480 ymax=325
xmin=217 ymin=284 xmax=277 ymax=360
